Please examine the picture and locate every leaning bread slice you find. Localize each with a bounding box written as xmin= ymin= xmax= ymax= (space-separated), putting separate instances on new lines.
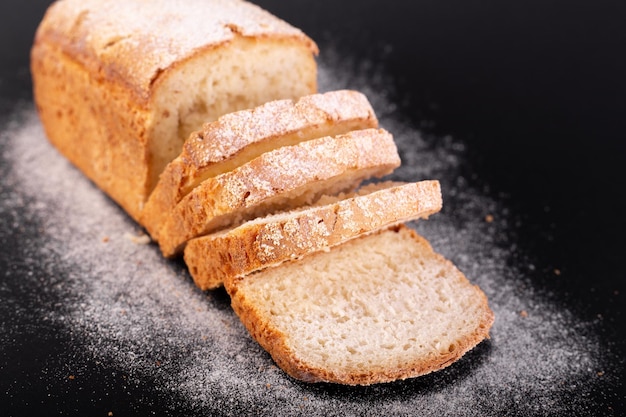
xmin=141 ymin=90 xmax=378 ymax=239
xmin=157 ymin=128 xmax=400 ymax=257
xmin=226 ymin=225 xmax=494 ymax=385
xmin=184 ymin=180 xmax=442 ymax=290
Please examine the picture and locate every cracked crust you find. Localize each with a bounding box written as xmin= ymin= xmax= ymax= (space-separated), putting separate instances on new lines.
xmin=34 ymin=0 xmax=317 ymax=101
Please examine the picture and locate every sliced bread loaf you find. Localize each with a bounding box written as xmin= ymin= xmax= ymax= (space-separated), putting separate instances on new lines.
xmin=225 ymin=225 xmax=494 ymax=385
xmin=157 ymin=128 xmax=401 ymax=257
xmin=32 ymin=0 xmax=318 ymax=221
xmin=184 ymin=180 xmax=442 ymax=290
xmin=141 ymin=90 xmax=378 ymax=239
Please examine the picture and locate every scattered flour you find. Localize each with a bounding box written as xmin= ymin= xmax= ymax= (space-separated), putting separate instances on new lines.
xmin=1 ymin=49 xmax=621 ymax=416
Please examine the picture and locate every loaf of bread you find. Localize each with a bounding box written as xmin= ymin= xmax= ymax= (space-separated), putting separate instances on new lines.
xmin=32 ymin=0 xmax=494 ymax=387
xmin=157 ymin=128 xmax=401 ymax=257
xmin=184 ymin=180 xmax=442 ymax=290
xmin=226 ymin=225 xmax=494 ymax=385
xmin=31 ymin=0 xmax=318 ymax=221
xmin=141 ymin=90 xmax=378 ymax=240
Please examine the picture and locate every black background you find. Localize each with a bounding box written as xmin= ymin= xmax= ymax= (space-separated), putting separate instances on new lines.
xmin=1 ymin=0 xmax=625 ymax=415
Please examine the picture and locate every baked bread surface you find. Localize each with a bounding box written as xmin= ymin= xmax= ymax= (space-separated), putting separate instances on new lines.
xmin=226 ymin=225 xmax=494 ymax=385
xmin=184 ymin=180 xmax=443 ymax=290
xmin=141 ymin=90 xmax=378 ymax=239
xmin=157 ymin=128 xmax=401 ymax=257
xmin=31 ymin=0 xmax=318 ymax=220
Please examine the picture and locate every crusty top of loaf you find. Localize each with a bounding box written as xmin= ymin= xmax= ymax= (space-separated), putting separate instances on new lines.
xmin=35 ymin=0 xmax=318 ymax=100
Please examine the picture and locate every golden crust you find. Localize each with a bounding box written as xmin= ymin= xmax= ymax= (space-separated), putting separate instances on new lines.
xmin=226 ymin=225 xmax=495 ymax=385
xmin=184 ymin=180 xmax=443 ymax=290
xmin=140 ymin=90 xmax=378 ymax=239
xmin=31 ymin=39 xmax=152 ymax=218
xmin=158 ymin=128 xmax=401 ymax=257
xmin=35 ymin=0 xmax=318 ymax=102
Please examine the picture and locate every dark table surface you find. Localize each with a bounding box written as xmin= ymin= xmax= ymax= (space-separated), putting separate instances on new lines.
xmin=1 ymin=1 xmax=625 ymax=416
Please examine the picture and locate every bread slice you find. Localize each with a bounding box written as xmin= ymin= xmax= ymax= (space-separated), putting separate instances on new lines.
xmin=226 ymin=225 xmax=494 ymax=385
xmin=157 ymin=128 xmax=401 ymax=257
xmin=141 ymin=90 xmax=378 ymax=239
xmin=31 ymin=0 xmax=318 ymax=221
xmin=184 ymin=180 xmax=442 ymax=290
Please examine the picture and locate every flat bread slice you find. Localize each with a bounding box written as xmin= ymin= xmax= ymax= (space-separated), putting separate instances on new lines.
xmin=226 ymin=225 xmax=494 ymax=385
xmin=184 ymin=180 xmax=442 ymax=290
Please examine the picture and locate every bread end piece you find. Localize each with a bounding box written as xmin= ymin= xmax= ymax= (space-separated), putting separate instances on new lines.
xmin=226 ymin=225 xmax=494 ymax=385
